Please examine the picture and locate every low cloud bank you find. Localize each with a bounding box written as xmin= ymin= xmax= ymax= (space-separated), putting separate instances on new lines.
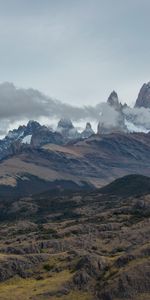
xmin=0 ymin=82 xmax=150 ymax=136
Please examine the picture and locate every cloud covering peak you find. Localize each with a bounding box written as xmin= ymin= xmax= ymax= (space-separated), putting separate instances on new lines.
xmin=0 ymin=82 xmax=150 ymax=137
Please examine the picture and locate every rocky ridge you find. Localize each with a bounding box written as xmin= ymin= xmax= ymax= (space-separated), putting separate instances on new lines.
xmin=135 ymin=82 xmax=150 ymax=108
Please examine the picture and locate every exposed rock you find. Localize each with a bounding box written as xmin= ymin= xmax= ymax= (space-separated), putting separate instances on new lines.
xmin=0 ymin=254 xmax=48 ymax=282
xmin=97 ymin=95 xmax=128 ymax=134
xmin=31 ymin=126 xmax=63 ymax=147
xmin=73 ymin=254 xmax=107 ymax=288
xmin=115 ymin=254 xmax=135 ymax=267
xmin=81 ymin=122 xmax=94 ymax=139
xmin=73 ymin=270 xmax=90 ymax=287
xmin=98 ymin=261 xmax=150 ymax=300
xmin=75 ymin=254 xmax=107 ymax=277
xmin=57 ymin=118 xmax=74 ymax=130
xmin=56 ymin=118 xmax=80 ymax=140
xmin=107 ymin=91 xmax=121 ymax=111
xmin=135 ymin=82 xmax=150 ymax=108
xmin=0 ymin=175 xmax=150 ymax=299
xmin=0 ymin=120 xmax=64 ymax=161
xmin=25 ymin=120 xmax=41 ymax=133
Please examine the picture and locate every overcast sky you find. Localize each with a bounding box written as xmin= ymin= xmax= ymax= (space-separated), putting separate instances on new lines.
xmin=0 ymin=0 xmax=150 ymax=106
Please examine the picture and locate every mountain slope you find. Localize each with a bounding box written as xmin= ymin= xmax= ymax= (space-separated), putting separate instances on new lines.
xmin=0 ymin=175 xmax=149 ymax=300
xmin=100 ymin=174 xmax=150 ymax=196
xmin=0 ymin=132 xmax=150 ymax=197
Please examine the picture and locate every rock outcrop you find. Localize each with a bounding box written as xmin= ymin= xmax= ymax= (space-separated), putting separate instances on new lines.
xmin=107 ymin=91 xmax=121 ymax=111
xmin=56 ymin=118 xmax=80 ymax=140
xmin=135 ymin=82 xmax=150 ymax=108
xmin=81 ymin=122 xmax=94 ymax=139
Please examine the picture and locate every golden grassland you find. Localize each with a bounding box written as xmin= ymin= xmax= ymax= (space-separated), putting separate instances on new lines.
xmin=0 ymin=251 xmax=92 ymax=300
xmin=0 ymin=270 xmax=92 ymax=300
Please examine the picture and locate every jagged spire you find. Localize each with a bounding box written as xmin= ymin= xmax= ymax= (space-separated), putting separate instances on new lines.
xmin=135 ymin=82 xmax=150 ymax=108
xmin=81 ymin=122 xmax=94 ymax=139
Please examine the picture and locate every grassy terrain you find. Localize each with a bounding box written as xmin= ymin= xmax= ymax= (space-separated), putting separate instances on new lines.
xmin=0 ymin=175 xmax=150 ymax=299
xmin=0 ymin=271 xmax=71 ymax=300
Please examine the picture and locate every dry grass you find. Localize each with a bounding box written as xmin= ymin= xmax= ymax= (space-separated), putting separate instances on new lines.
xmin=0 ymin=270 xmax=72 ymax=300
xmin=43 ymin=144 xmax=83 ymax=157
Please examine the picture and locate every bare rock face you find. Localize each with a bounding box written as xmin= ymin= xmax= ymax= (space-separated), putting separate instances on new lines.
xmin=0 ymin=120 xmax=64 ymax=161
xmin=31 ymin=126 xmax=63 ymax=147
xmin=0 ymin=254 xmax=48 ymax=282
xmin=57 ymin=118 xmax=74 ymax=130
xmin=135 ymin=82 xmax=150 ymax=108
xmin=56 ymin=118 xmax=80 ymax=140
xmin=81 ymin=122 xmax=94 ymax=139
xmin=73 ymin=254 xmax=107 ymax=288
xmin=97 ymin=92 xmax=128 ymax=134
xmin=107 ymin=91 xmax=121 ymax=111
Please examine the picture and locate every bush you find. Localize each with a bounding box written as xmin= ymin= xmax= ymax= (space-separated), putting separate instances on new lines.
xmin=43 ymin=263 xmax=53 ymax=271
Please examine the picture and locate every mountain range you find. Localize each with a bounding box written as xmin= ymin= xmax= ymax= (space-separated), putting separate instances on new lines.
xmin=1 ymin=81 xmax=150 ymax=137
xmin=0 ymin=81 xmax=150 ymax=197
xmin=0 ymin=82 xmax=150 ymax=300
xmin=1 ymin=126 xmax=150 ymax=197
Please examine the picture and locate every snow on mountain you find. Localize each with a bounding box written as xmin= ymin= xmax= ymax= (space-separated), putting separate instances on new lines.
xmin=7 ymin=131 xmax=24 ymax=140
xmin=124 ymin=120 xmax=149 ymax=133
xmin=81 ymin=122 xmax=94 ymax=139
xmin=1 ymin=80 xmax=150 ymax=162
xmin=21 ymin=134 xmax=32 ymax=144
xmin=123 ymin=106 xmax=150 ymax=132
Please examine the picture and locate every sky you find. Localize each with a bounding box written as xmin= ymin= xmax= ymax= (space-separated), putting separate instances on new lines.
xmin=0 ymin=0 xmax=150 ymax=107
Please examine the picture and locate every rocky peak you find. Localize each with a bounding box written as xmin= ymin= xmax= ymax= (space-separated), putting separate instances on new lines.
xmin=85 ymin=122 xmax=92 ymax=130
xmin=135 ymin=82 xmax=150 ymax=108
xmin=81 ymin=122 xmax=95 ymax=139
xmin=56 ymin=118 xmax=79 ymax=140
xmin=26 ymin=120 xmax=41 ymax=131
xmin=107 ymin=91 xmax=122 ymax=111
xmin=6 ymin=125 xmax=25 ymax=141
xmin=57 ymin=118 xmax=74 ymax=130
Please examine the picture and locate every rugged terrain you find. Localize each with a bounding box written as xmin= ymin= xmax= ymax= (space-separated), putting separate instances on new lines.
xmin=1 ymin=131 xmax=150 ymax=197
xmin=0 ymin=82 xmax=150 ymax=299
xmin=0 ymin=174 xmax=149 ymax=300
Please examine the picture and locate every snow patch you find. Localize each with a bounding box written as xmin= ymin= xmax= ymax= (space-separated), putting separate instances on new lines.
xmin=125 ymin=119 xmax=149 ymax=133
xmin=21 ymin=135 xmax=32 ymax=144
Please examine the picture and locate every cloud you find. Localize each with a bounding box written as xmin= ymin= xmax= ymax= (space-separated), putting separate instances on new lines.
xmin=0 ymin=82 xmax=99 ymax=134
xmin=0 ymin=82 xmax=87 ymax=121
xmin=123 ymin=106 xmax=150 ymax=130
xmin=0 ymin=82 xmax=126 ymax=135
xmin=1 ymin=81 xmax=150 ymax=137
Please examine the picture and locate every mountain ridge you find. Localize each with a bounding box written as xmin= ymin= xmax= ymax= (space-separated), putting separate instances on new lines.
xmin=1 ymin=80 xmax=150 ymax=139
xmin=0 ymin=131 xmax=150 ymax=197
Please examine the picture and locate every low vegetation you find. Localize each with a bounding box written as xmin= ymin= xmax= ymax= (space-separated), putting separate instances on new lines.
xmin=0 ymin=175 xmax=150 ymax=299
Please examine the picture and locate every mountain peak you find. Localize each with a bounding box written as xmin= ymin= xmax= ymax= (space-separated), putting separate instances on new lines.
xmin=107 ymin=91 xmax=121 ymax=111
xmin=57 ymin=118 xmax=74 ymax=129
xmin=135 ymin=82 xmax=150 ymax=108
xmin=56 ymin=118 xmax=80 ymax=140
xmin=85 ymin=122 xmax=92 ymax=129
xmin=81 ymin=122 xmax=94 ymax=139
xmin=27 ymin=120 xmax=41 ymax=129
